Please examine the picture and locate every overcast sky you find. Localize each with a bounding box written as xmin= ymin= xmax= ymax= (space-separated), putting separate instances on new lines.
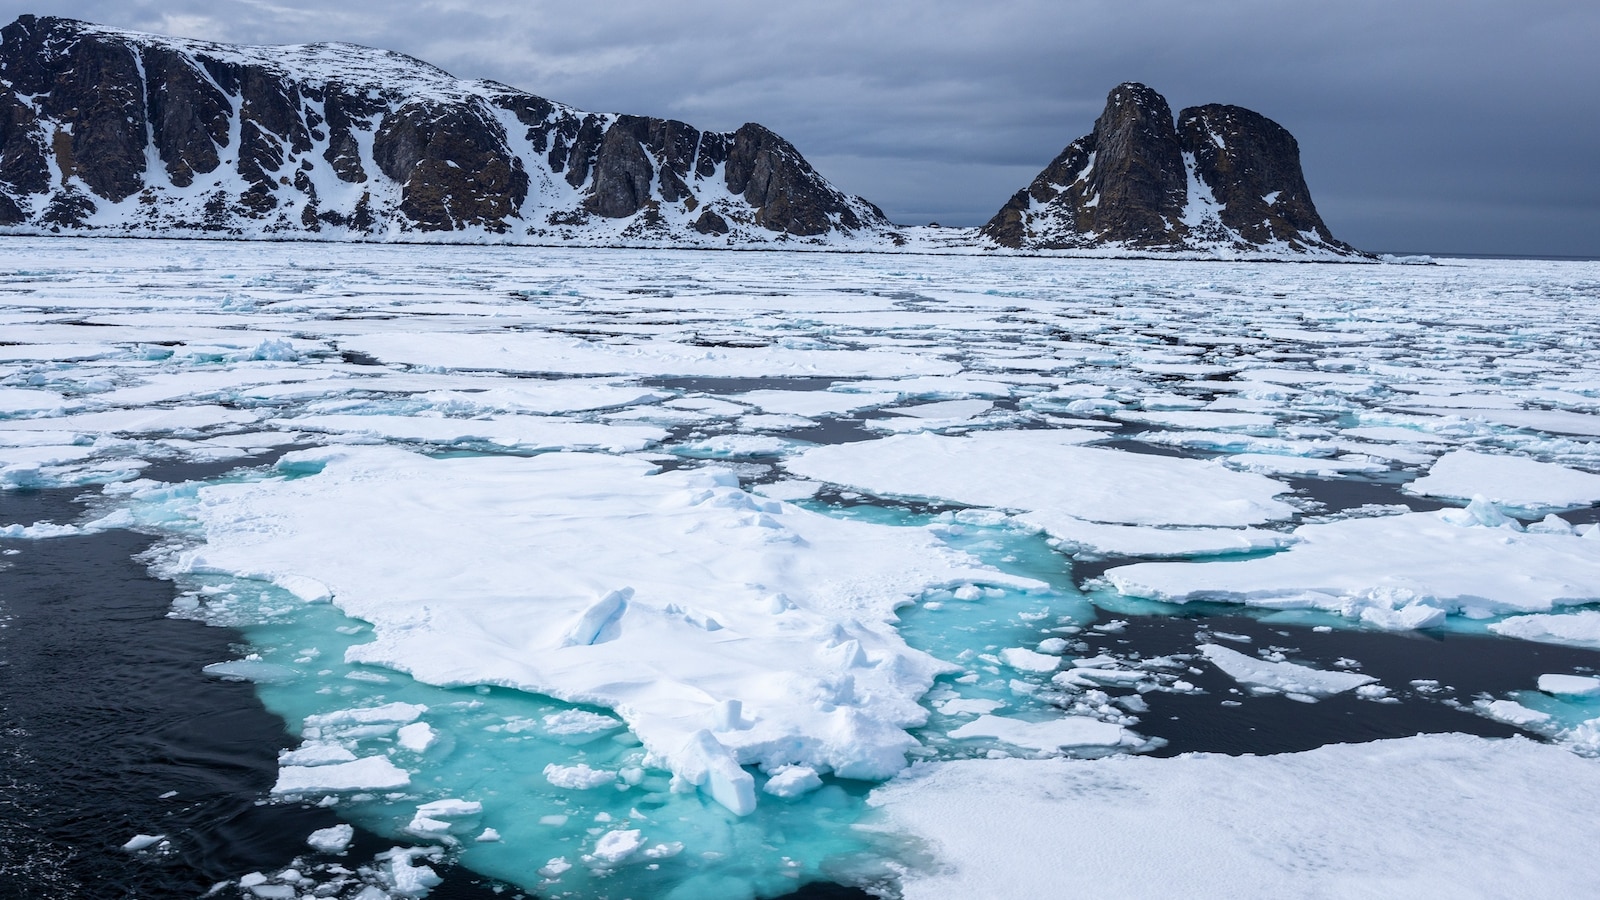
xmin=6 ymin=1 xmax=1596 ymax=255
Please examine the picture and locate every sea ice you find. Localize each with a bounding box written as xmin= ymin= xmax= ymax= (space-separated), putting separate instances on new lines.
xmin=167 ymin=445 xmax=1038 ymax=813
xmin=786 ymin=430 xmax=1296 ymax=529
xmin=946 ymin=714 xmax=1136 ymax=752
xmin=1537 ymin=674 xmax=1600 ymax=697
xmin=273 ymin=756 xmax=411 ymax=794
xmin=1198 ymin=644 xmax=1376 ymax=697
xmin=1108 ymin=511 xmax=1600 ymax=628
xmin=306 ymin=824 xmax=354 ymax=853
xmin=1406 ymin=449 xmax=1600 ymax=509
xmin=867 ymin=734 xmax=1600 ymax=898
xmin=762 ymin=765 xmax=824 ymax=798
xmin=1490 ymin=611 xmax=1600 ymax=649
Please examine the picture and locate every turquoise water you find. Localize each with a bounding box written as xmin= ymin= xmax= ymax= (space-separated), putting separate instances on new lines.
xmin=141 ymin=485 xmax=1128 ymax=899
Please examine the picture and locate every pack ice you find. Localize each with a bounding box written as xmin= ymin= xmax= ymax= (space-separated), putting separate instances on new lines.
xmin=169 ymin=445 xmax=1039 ymax=813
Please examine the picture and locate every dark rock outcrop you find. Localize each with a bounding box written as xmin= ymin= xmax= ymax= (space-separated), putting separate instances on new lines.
xmin=0 ymin=14 xmax=892 ymax=243
xmin=982 ymin=82 xmax=1361 ymax=256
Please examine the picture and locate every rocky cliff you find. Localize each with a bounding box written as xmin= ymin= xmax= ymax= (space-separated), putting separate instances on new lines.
xmin=0 ymin=15 xmax=893 ymax=245
xmin=981 ymin=83 xmax=1363 ymax=257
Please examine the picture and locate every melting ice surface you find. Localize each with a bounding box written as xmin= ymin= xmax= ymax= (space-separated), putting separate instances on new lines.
xmin=5 ymin=238 xmax=1600 ymax=896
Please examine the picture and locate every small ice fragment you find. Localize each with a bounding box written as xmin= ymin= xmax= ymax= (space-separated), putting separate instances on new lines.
xmin=589 ymin=829 xmax=645 ymax=865
xmin=1538 ymin=674 xmax=1600 ymax=697
xmin=121 ymin=834 xmax=165 ymax=852
xmin=1001 ymin=647 xmax=1060 ymax=673
xmin=306 ymin=824 xmax=353 ymax=853
xmin=678 ymin=730 xmax=757 ymax=815
xmin=542 ymin=710 xmax=623 ymax=736
xmin=763 ymin=765 xmax=823 ymax=798
xmin=1439 ymin=495 xmax=1523 ymax=531
xmin=1199 ymin=644 xmax=1375 ymax=697
xmin=1476 ymin=699 xmax=1553 ymax=728
xmin=303 ymin=702 xmax=427 ymax=729
xmin=475 ymin=828 xmax=501 ymax=843
xmin=273 ymin=757 xmax=410 ymax=794
xmin=952 ymin=584 xmax=983 ymax=601
xmin=1036 ymin=638 xmax=1069 ymax=655
xmin=560 ymin=587 xmax=632 ymax=647
xmin=395 ymin=722 xmax=437 ymax=753
xmin=1527 ymin=514 xmax=1576 ymax=535
xmin=384 ymin=847 xmax=443 ymax=896
xmin=645 ymin=841 xmax=685 ymax=859
xmin=539 ymin=814 xmax=569 ymax=826
xmin=239 ymin=872 xmax=267 ymax=887
xmin=158 ymin=790 xmax=178 ymax=800
xmin=543 ymin=763 xmax=616 ymax=790
xmin=538 ymin=857 xmax=572 ymax=878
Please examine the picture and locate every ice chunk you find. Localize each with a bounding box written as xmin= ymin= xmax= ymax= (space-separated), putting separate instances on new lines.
xmin=786 ymin=430 xmax=1296 ymax=528
xmin=202 ymin=659 xmax=300 ymax=683
xmin=304 ymin=702 xmax=427 ymax=729
xmin=278 ymin=743 xmax=357 ymax=767
xmin=306 ymin=824 xmax=354 ymax=853
xmin=121 ymin=834 xmax=165 ymax=852
xmin=763 ymin=765 xmax=823 ymax=798
xmin=1491 ymin=611 xmax=1600 ymax=649
xmin=1109 ymin=512 xmax=1600 ymax=625
xmin=383 ymin=847 xmax=443 ymax=897
xmin=273 ymin=757 xmax=410 ymax=794
xmin=542 ymin=710 xmax=623 ymax=736
xmin=587 ymin=829 xmax=645 ymax=865
xmin=1538 ymin=674 xmax=1600 ymax=697
xmin=1476 ymin=699 xmax=1552 ymax=728
xmin=1198 ymin=644 xmax=1375 ymax=697
xmin=543 ymin=763 xmax=616 ymax=790
xmin=559 ymin=588 xmax=632 ymax=647
xmin=677 ymin=730 xmax=757 ymax=815
xmin=1000 ymin=647 xmax=1060 ymax=673
xmin=1439 ymin=495 xmax=1523 ymax=530
xmin=395 ymin=722 xmax=437 ymax=753
xmin=867 ymin=733 xmax=1600 ymax=898
xmin=947 ymin=714 xmax=1134 ymax=752
xmin=1408 ymin=450 xmax=1600 ymax=510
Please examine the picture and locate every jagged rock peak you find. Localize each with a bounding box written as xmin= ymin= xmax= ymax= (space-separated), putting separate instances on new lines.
xmin=0 ymin=15 xmax=892 ymax=244
xmin=982 ymin=82 xmax=1363 ymax=257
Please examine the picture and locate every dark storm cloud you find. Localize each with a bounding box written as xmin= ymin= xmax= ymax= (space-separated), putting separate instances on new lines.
xmin=3 ymin=1 xmax=1595 ymax=254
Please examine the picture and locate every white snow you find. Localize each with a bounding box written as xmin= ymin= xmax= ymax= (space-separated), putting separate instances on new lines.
xmin=867 ymin=734 xmax=1600 ymax=899
xmin=1407 ymin=450 xmax=1600 ymax=509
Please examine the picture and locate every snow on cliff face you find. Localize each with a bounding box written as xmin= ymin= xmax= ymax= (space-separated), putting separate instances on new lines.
xmin=0 ymin=15 xmax=894 ymax=246
xmin=979 ymin=82 xmax=1364 ymax=259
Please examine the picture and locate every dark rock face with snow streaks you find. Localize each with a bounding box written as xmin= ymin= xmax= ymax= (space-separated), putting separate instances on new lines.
xmin=0 ymin=15 xmax=890 ymax=244
xmin=0 ymin=17 xmax=1361 ymax=258
xmin=982 ymin=82 xmax=1361 ymax=256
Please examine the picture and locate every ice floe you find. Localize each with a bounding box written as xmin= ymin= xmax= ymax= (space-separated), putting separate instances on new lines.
xmin=867 ymin=734 xmax=1600 ymax=898
xmin=164 ymin=444 xmax=1039 ymax=812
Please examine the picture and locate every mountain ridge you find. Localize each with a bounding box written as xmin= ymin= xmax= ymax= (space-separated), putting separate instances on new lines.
xmin=0 ymin=16 xmax=1366 ymax=259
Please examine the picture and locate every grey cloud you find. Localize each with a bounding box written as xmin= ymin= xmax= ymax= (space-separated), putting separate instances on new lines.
xmin=1 ymin=0 xmax=1595 ymax=255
